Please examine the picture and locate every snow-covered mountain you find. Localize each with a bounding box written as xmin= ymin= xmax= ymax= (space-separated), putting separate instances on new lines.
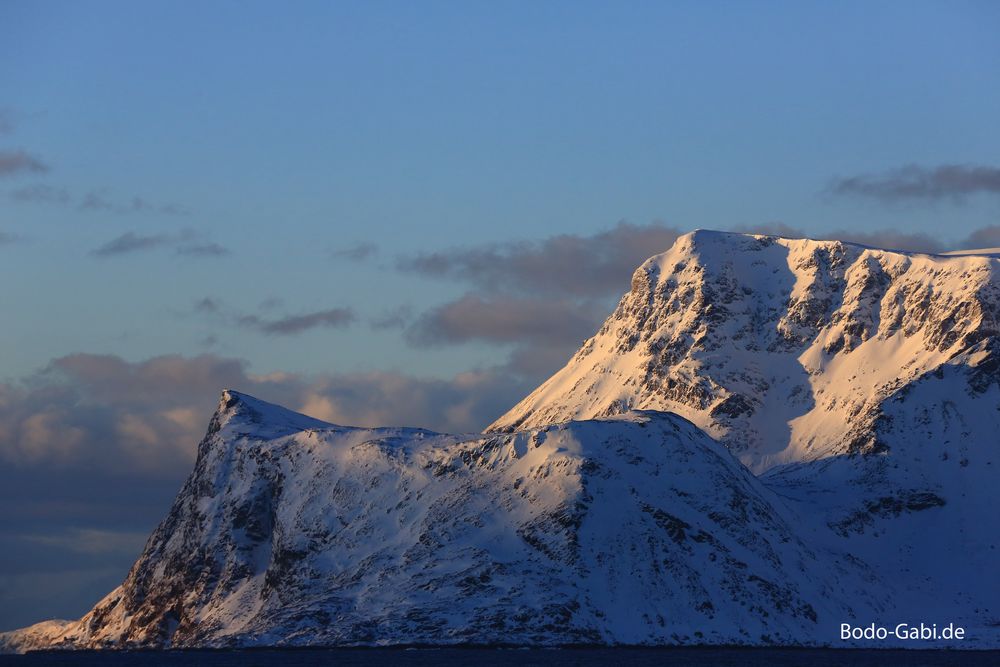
xmin=490 ymin=230 xmax=1000 ymax=472
xmin=1 ymin=390 xmax=885 ymax=651
xmin=4 ymin=230 xmax=997 ymax=651
xmin=489 ymin=230 xmax=1000 ymax=644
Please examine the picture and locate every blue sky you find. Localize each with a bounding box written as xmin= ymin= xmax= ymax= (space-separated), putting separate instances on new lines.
xmin=1 ymin=0 xmax=999 ymax=630
xmin=3 ymin=0 xmax=1000 ymax=380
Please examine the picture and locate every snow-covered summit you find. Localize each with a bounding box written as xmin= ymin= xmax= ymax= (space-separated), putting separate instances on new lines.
xmin=485 ymin=229 xmax=999 ymax=645
xmin=490 ymin=229 xmax=1000 ymax=471
xmin=213 ymin=389 xmax=336 ymax=436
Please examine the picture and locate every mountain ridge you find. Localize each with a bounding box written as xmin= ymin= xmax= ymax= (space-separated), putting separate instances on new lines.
xmin=489 ymin=230 xmax=1000 ymax=470
xmin=3 ymin=230 xmax=997 ymax=652
xmin=3 ymin=391 xmax=890 ymax=651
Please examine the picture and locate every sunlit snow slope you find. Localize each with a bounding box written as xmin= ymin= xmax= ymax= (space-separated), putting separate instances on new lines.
xmin=491 ymin=230 xmax=1000 ymax=473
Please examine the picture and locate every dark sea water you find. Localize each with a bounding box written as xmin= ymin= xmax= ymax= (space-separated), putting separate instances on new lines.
xmin=1 ymin=648 xmax=998 ymax=667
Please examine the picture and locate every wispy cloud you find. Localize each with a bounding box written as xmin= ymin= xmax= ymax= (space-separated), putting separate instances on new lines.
xmin=0 ymin=150 xmax=48 ymax=177
xmin=0 ymin=231 xmax=22 ymax=245
xmin=193 ymin=297 xmax=221 ymax=314
xmin=9 ymin=183 xmax=71 ymax=204
xmin=91 ymin=232 xmax=170 ymax=257
xmin=10 ymin=184 xmax=189 ymax=216
xmin=175 ymin=242 xmax=228 ymax=257
xmin=90 ymin=230 xmax=229 ymax=258
xmin=258 ymin=296 xmax=284 ymax=311
xmin=829 ymin=164 xmax=1000 ymax=203
xmin=79 ymin=190 xmax=190 ymax=216
xmin=237 ymin=308 xmax=356 ymax=335
xmin=369 ymin=305 xmax=412 ymax=330
xmin=332 ymin=242 xmax=378 ymax=261
xmin=78 ymin=190 xmax=114 ymax=211
xmin=195 ymin=297 xmax=357 ymax=336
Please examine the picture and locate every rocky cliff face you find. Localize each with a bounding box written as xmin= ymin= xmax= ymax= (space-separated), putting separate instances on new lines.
xmin=489 ymin=230 xmax=1000 ymax=473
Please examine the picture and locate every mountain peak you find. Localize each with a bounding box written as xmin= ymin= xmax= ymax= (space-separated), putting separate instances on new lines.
xmin=672 ymin=227 xmax=984 ymax=257
xmin=490 ymin=231 xmax=1000 ymax=472
xmin=206 ymin=389 xmax=336 ymax=443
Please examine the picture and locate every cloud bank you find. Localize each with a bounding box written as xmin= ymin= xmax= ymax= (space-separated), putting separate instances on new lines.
xmin=0 ymin=352 xmax=532 ymax=629
xmin=398 ymin=221 xmax=683 ymax=298
xmin=393 ymin=222 xmax=685 ymax=382
xmin=829 ymin=164 xmax=1000 ymax=203
xmin=0 ymin=353 xmax=528 ymax=473
xmin=407 ymin=294 xmax=605 ymax=348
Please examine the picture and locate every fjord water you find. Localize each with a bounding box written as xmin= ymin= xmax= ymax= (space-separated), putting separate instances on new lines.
xmin=2 ymin=649 xmax=1000 ymax=667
